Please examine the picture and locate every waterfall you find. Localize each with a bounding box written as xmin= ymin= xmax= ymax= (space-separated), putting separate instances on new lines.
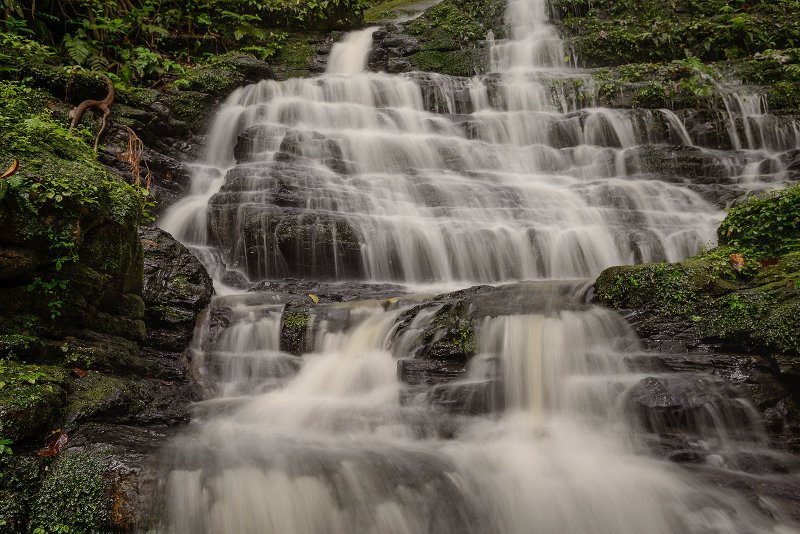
xmin=157 ymin=0 xmax=800 ymax=531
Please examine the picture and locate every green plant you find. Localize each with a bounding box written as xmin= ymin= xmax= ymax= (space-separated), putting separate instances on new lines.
xmin=33 ymin=525 xmax=72 ymax=534
xmin=718 ymin=185 xmax=800 ymax=256
xmin=26 ymin=278 xmax=69 ymax=319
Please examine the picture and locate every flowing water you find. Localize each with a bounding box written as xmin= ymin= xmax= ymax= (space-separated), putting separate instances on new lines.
xmin=157 ymin=0 xmax=800 ymax=531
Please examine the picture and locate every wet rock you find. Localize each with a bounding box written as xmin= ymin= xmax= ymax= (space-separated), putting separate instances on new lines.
xmin=0 ymin=246 xmax=46 ymax=280
xmin=397 ymin=359 xmax=467 ymax=386
xmin=427 ymin=379 xmax=503 ymax=415
xmin=625 ymin=375 xmax=760 ymax=436
xmin=62 ymin=373 xmax=135 ymax=427
xmin=141 ymin=227 xmax=214 ymax=352
xmin=633 ymin=145 xmax=747 ymax=208
xmin=28 ymin=424 xmax=174 ymax=532
xmin=208 ymin=203 xmax=364 ymax=281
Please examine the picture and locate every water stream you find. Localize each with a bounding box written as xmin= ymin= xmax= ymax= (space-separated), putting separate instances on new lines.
xmin=157 ymin=0 xmax=800 ymax=531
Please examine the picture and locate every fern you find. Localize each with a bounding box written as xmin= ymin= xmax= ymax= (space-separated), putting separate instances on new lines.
xmin=784 ymin=63 xmax=800 ymax=80
xmin=62 ymin=34 xmax=92 ymax=65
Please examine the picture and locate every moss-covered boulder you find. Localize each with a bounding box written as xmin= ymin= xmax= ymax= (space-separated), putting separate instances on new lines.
xmin=595 ymin=185 xmax=800 ymax=356
xmin=0 ymin=363 xmax=70 ymax=443
xmin=0 ymin=80 xmax=148 ymax=373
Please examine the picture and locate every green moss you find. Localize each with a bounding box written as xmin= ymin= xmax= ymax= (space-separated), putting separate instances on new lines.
xmin=595 ymin=248 xmax=800 ymax=355
xmin=172 ymin=67 xmax=246 ymax=96
xmin=280 ymin=310 xmax=311 ymax=355
xmin=0 ymin=362 xmax=69 ymax=442
xmin=0 ymin=454 xmax=50 ymax=532
xmin=164 ymin=91 xmax=213 ymax=132
xmin=408 ymin=49 xmax=488 ymax=76
xmin=419 ymin=300 xmax=478 ymax=358
xmin=149 ymin=304 xmax=192 ymax=323
xmin=30 ymin=451 xmax=111 ymax=533
xmin=271 ymin=34 xmax=320 ymax=78
xmin=63 ymin=373 xmax=134 ymax=426
xmin=284 ymin=313 xmax=309 ymax=330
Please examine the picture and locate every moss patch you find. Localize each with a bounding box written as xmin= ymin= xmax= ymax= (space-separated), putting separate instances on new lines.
xmin=30 ymin=451 xmax=111 ymax=533
xmin=0 ymin=362 xmax=70 ymax=443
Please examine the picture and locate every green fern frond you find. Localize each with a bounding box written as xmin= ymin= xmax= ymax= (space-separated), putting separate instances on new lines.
xmin=62 ymin=34 xmax=92 ymax=65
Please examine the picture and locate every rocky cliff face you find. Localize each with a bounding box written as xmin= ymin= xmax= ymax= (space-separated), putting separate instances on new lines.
xmin=0 ymin=64 xmax=222 ymax=533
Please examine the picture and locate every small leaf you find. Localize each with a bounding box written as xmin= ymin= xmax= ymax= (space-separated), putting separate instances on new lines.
xmin=72 ymin=368 xmax=87 ymax=378
xmin=730 ymin=253 xmax=745 ymax=271
xmin=0 ymin=159 xmax=19 ymax=180
xmin=757 ymin=258 xmax=779 ymax=268
xmin=37 ymin=431 xmax=68 ymax=457
xmin=308 ymin=294 xmax=319 ymax=304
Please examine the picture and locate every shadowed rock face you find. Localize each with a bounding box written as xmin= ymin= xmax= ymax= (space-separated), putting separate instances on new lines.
xmin=141 ymin=227 xmax=214 ymax=352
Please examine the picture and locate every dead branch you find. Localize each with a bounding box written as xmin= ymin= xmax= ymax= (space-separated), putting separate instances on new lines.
xmin=69 ymin=74 xmax=114 ymax=154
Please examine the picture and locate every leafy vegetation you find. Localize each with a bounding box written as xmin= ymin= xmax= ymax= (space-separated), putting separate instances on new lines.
xmin=595 ymin=186 xmax=800 ymax=356
xmin=1 ymin=0 xmax=366 ymax=89
xmin=718 ymin=185 xmax=800 ymax=256
xmin=551 ymin=0 xmax=800 ymax=66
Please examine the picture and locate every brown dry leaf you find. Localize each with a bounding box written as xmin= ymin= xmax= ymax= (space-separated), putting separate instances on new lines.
xmin=141 ymin=239 xmax=158 ymax=247
xmin=1 ymin=159 xmax=19 ymax=179
xmin=72 ymin=368 xmax=88 ymax=378
xmin=159 ymin=380 xmax=174 ymax=387
xmin=758 ymin=258 xmax=779 ymax=268
xmin=730 ymin=254 xmax=745 ymax=271
xmin=37 ymin=431 xmax=68 ymax=457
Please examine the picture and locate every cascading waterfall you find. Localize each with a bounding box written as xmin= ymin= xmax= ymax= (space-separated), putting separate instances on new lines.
xmin=158 ymin=0 xmax=800 ymax=530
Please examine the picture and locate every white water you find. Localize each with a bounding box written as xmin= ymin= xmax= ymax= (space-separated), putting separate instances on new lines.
xmin=158 ymin=0 xmax=800 ymax=531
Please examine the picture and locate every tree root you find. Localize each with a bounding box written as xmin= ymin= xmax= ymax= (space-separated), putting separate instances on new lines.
xmin=68 ymin=74 xmax=115 ymax=154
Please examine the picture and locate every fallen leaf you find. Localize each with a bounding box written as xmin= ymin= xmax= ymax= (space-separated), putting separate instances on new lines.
xmin=71 ymin=368 xmax=88 ymax=378
xmin=730 ymin=253 xmax=745 ymax=271
xmin=308 ymin=293 xmax=319 ymax=304
xmin=598 ymin=30 xmax=607 ymax=38
xmin=1 ymin=159 xmax=19 ymax=180
xmin=757 ymin=258 xmax=779 ymax=268
xmin=145 ymin=373 xmax=155 ymax=379
xmin=37 ymin=431 xmax=68 ymax=457
xmin=159 ymin=380 xmax=174 ymax=387
xmin=141 ymin=239 xmax=158 ymax=247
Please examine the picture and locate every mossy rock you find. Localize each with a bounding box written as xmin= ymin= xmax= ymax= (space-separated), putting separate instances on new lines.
xmin=408 ymin=48 xmax=489 ymax=76
xmin=63 ymin=373 xmax=137 ymax=427
xmin=280 ymin=305 xmax=311 ymax=355
xmin=0 ymin=362 xmax=70 ymax=443
xmin=29 ymin=450 xmax=112 ymax=533
xmin=0 ymin=454 xmax=50 ymax=532
xmin=595 ymin=248 xmax=800 ymax=356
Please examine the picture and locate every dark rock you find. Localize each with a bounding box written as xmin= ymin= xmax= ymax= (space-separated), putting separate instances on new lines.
xmin=397 ymin=358 xmax=467 ymax=386
xmin=62 ymin=373 xmax=135 ymax=427
xmin=0 ymin=246 xmax=46 ymax=280
xmin=625 ymin=375 xmax=761 ymax=436
xmin=140 ymin=227 xmax=214 ymax=352
xmin=427 ymin=379 xmax=503 ymax=415
xmin=208 ymin=202 xmax=365 ymax=281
